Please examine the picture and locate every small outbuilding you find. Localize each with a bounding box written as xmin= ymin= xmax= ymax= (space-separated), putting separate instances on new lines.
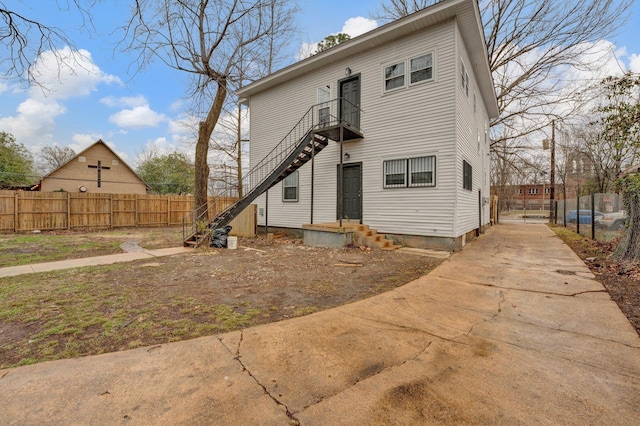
xmin=35 ymin=140 xmax=149 ymax=194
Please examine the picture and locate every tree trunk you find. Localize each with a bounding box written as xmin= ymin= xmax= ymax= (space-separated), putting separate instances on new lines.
xmin=194 ymin=80 xmax=228 ymax=217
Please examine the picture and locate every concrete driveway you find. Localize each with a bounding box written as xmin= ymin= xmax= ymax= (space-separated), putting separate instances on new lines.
xmin=2 ymin=224 xmax=639 ymax=424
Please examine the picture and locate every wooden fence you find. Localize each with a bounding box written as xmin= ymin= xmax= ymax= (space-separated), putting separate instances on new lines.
xmin=0 ymin=191 xmax=256 ymax=237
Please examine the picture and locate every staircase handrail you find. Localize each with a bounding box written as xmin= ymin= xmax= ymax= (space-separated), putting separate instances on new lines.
xmin=182 ymin=97 xmax=361 ymax=244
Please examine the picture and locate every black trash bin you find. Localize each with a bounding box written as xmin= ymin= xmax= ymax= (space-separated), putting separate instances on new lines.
xmin=210 ymin=226 xmax=232 ymax=248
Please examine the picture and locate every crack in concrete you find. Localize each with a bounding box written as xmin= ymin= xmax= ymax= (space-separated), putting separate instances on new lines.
xmin=434 ymin=274 xmax=606 ymax=298
xmin=216 ymin=331 xmax=300 ymax=425
xmin=335 ymin=308 xmax=469 ymax=346
xmin=296 ymin=341 xmax=433 ymax=415
xmin=462 ymin=291 xmax=505 ymax=338
xmin=488 ymin=316 xmax=640 ymax=350
xmin=470 ymin=332 xmax=640 ymax=380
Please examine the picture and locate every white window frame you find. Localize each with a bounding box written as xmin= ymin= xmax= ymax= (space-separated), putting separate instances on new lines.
xmin=383 ymin=61 xmax=406 ymax=93
xmin=317 ymin=85 xmax=331 ymax=126
xmin=383 ymin=159 xmax=406 ymax=188
xmin=384 ymin=156 xmax=436 ymax=189
xmin=408 ymin=156 xmax=436 ymax=187
xmin=409 ymin=52 xmax=434 ymax=86
xmin=282 ymin=171 xmax=299 ymax=202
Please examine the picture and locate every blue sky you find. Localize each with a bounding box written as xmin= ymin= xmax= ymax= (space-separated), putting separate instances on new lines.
xmin=1 ymin=0 xmax=639 ymax=170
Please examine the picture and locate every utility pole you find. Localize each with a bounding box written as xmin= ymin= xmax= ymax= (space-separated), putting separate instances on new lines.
xmin=549 ymin=120 xmax=556 ymax=223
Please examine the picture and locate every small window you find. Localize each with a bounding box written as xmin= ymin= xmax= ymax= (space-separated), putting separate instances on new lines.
xmin=461 ymin=61 xmax=469 ymax=97
xmin=283 ymin=171 xmax=298 ymax=202
xmin=463 ymin=160 xmax=472 ymax=190
xmin=544 ymin=187 xmax=550 ymax=194
xmin=384 ymin=159 xmax=406 ymax=188
xmin=528 ymin=188 xmax=539 ymax=195
xmin=384 ymin=61 xmax=405 ymax=92
xmin=409 ymin=156 xmax=435 ymax=187
xmin=317 ymin=85 xmax=331 ymax=125
xmin=410 ymin=53 xmax=433 ymax=84
xmin=473 ymin=92 xmax=477 ymax=113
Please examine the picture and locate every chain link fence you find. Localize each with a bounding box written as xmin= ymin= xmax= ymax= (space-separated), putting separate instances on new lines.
xmin=555 ymin=193 xmax=626 ymax=242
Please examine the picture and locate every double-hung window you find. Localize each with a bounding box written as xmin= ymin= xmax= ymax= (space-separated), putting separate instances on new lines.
xmin=409 ymin=156 xmax=435 ymax=186
xmin=410 ymin=53 xmax=433 ymax=84
xmin=283 ymin=171 xmax=298 ymax=202
xmin=384 ymin=156 xmax=436 ymax=188
xmin=384 ymin=159 xmax=406 ymax=188
xmin=384 ymin=62 xmax=405 ymax=92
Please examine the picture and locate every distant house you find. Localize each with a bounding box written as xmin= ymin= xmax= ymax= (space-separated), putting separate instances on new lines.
xmin=234 ymin=0 xmax=499 ymax=251
xmin=35 ymin=140 xmax=149 ymax=194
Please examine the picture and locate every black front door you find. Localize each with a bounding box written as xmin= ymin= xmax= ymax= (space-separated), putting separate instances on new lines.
xmin=340 ymin=76 xmax=360 ymax=129
xmin=338 ymin=163 xmax=362 ymax=221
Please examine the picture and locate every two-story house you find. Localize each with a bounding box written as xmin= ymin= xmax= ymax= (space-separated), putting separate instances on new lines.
xmin=202 ymin=0 xmax=498 ymax=251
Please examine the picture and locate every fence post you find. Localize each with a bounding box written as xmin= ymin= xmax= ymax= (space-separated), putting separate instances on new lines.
xmin=14 ymin=191 xmax=18 ymax=232
xmin=167 ymin=196 xmax=171 ymax=226
xmin=591 ymin=192 xmax=595 ymax=240
xmin=67 ymin=192 xmax=71 ymax=230
xmin=576 ymin=195 xmax=580 ymax=235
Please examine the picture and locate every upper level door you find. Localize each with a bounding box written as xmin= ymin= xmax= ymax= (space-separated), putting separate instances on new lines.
xmin=340 ymin=76 xmax=360 ymax=129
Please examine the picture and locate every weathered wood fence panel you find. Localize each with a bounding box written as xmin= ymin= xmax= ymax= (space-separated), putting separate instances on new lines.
xmin=0 ymin=191 xmax=256 ymax=237
xmin=0 ymin=191 xmax=16 ymax=232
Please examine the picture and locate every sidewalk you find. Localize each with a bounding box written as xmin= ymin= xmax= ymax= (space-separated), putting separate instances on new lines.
xmin=1 ymin=224 xmax=639 ymax=424
xmin=0 ymin=246 xmax=192 ymax=278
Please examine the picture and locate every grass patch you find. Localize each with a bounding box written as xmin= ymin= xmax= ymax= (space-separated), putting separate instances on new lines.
xmin=550 ymin=225 xmax=606 ymax=259
xmin=0 ymin=227 xmax=183 ymax=267
xmin=0 ymin=234 xmax=122 ymax=267
xmin=0 ymin=263 xmax=263 ymax=368
xmin=294 ymin=306 xmax=319 ymax=317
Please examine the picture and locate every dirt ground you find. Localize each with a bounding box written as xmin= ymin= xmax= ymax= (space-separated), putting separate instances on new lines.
xmin=552 ymin=226 xmax=640 ymax=334
xmin=0 ymin=231 xmax=444 ymax=368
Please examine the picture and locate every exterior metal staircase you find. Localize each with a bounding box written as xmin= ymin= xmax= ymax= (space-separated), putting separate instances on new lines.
xmin=183 ymin=97 xmax=363 ymax=248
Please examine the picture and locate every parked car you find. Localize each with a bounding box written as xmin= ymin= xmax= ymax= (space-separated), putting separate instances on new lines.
xmin=566 ymin=209 xmax=604 ymax=224
xmin=595 ymin=211 xmax=627 ymax=230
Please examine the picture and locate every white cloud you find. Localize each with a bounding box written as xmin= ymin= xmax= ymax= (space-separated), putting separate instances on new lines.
xmin=109 ymin=105 xmax=166 ymax=129
xmin=68 ymin=133 xmax=103 ymax=152
xmin=30 ymin=46 xmax=120 ymax=100
xmin=296 ymin=42 xmax=317 ymax=60
xmin=0 ymin=82 xmax=7 ymax=94
xmin=0 ymin=47 xmax=119 ymax=151
xmin=100 ymin=95 xmax=148 ymax=108
xmin=0 ymin=98 xmax=66 ymax=146
xmin=296 ymin=16 xmax=379 ymax=60
xmin=342 ymin=17 xmax=378 ymax=37
xmin=629 ymin=54 xmax=640 ymax=73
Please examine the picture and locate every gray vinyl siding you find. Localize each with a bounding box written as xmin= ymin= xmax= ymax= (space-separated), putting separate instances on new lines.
xmin=453 ymin=21 xmax=491 ymax=236
xmin=248 ymin=19 xmax=482 ymax=238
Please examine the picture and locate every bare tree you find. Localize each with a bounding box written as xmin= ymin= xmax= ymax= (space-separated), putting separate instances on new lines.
xmin=0 ymin=1 xmax=97 ymax=84
xmin=208 ymin=101 xmax=250 ymax=196
xmin=121 ymin=0 xmax=296 ymax=213
xmin=375 ymin=0 xmax=633 ymax=151
xmin=37 ymin=145 xmax=76 ymax=174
